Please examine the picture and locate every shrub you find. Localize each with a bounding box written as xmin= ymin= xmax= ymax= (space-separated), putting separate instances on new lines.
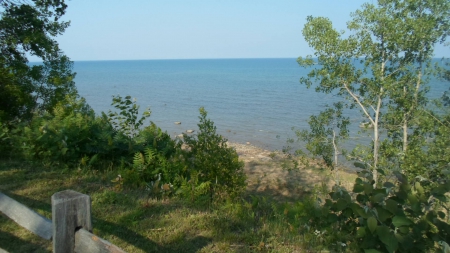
xmin=16 ymin=94 xmax=177 ymax=172
xmin=18 ymin=95 xmax=103 ymax=164
xmin=313 ymin=169 xmax=450 ymax=252
xmin=181 ymin=107 xmax=246 ymax=201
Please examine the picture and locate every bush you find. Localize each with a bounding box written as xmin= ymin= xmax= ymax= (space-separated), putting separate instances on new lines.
xmin=6 ymin=95 xmax=245 ymax=203
xmin=17 ymin=95 xmax=101 ymax=164
xmin=311 ymin=169 xmax=450 ymax=252
xmin=180 ymin=107 xmax=246 ymax=201
xmin=14 ymin=95 xmax=177 ymax=171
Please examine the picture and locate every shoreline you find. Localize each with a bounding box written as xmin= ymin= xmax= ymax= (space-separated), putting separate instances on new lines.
xmin=227 ymin=141 xmax=276 ymax=161
xmin=226 ymin=141 xmax=357 ymax=201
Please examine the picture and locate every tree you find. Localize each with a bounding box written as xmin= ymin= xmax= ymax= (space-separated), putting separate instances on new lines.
xmin=0 ymin=0 xmax=76 ymax=122
xmin=298 ymin=102 xmax=349 ymax=180
xmin=298 ymin=0 xmax=450 ymax=184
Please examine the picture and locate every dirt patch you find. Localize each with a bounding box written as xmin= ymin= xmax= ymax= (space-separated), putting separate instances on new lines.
xmin=228 ymin=142 xmax=357 ymax=202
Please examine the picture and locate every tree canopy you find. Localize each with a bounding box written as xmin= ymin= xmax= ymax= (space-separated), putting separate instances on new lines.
xmin=0 ymin=0 xmax=76 ymax=122
xmin=298 ymin=0 xmax=450 ymax=184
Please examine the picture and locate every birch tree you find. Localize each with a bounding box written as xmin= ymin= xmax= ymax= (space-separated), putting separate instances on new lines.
xmin=298 ymin=0 xmax=449 ymax=184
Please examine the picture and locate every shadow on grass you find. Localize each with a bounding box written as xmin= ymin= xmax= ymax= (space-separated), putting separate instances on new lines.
xmin=0 ymin=189 xmax=213 ymax=252
xmin=95 ymin=217 xmax=212 ymax=252
xmin=0 ymin=215 xmax=51 ymax=253
xmin=0 ymin=159 xmax=307 ymax=252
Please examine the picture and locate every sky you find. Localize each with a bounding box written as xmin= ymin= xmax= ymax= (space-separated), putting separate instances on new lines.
xmin=30 ymin=0 xmax=449 ymax=61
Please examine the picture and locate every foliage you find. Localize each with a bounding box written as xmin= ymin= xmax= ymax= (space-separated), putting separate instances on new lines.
xmin=0 ymin=128 xmax=9 ymax=160
xmin=107 ymin=95 xmax=151 ymax=139
xmin=17 ymin=95 xmax=110 ymax=164
xmin=0 ymin=0 xmax=76 ymax=122
xmin=295 ymin=1 xmax=450 ymax=251
xmin=297 ymin=0 xmax=450 ymax=184
xmin=175 ymin=171 xmax=212 ymax=203
xmin=297 ymin=102 xmax=349 ymax=170
xmin=122 ymin=147 xmax=176 ymax=194
xmin=107 ymin=95 xmax=179 ymax=189
xmin=14 ymin=94 xmax=177 ymax=174
xmin=182 ymin=107 xmax=246 ymax=201
xmin=312 ymin=168 xmax=450 ymax=252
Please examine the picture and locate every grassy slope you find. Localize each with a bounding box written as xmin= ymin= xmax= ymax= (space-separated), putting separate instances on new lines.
xmin=0 ymin=154 xmax=356 ymax=252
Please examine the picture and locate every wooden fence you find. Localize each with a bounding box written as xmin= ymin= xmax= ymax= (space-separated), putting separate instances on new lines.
xmin=0 ymin=190 xmax=126 ymax=253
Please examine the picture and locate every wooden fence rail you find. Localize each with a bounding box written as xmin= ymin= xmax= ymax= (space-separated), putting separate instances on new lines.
xmin=0 ymin=190 xmax=126 ymax=253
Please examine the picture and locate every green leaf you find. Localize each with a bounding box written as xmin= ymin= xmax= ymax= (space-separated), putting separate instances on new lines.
xmin=364 ymin=183 xmax=373 ymax=195
xmin=396 ymin=189 xmax=408 ymax=201
xmin=415 ymin=182 xmax=424 ymax=195
xmin=377 ymin=169 xmax=386 ymax=176
xmin=367 ymin=216 xmax=377 ymax=233
xmin=397 ymin=226 xmax=409 ymax=234
xmin=353 ymin=183 xmax=364 ymax=193
xmin=392 ymin=215 xmax=413 ymax=227
xmin=376 ymin=225 xmax=398 ymax=253
xmin=354 ymin=161 xmax=366 ymax=169
xmin=356 ymin=193 xmax=367 ymax=203
xmin=375 ymin=207 xmax=392 ymax=222
xmin=356 ymin=227 xmax=366 ymax=238
xmin=371 ymin=193 xmax=386 ymax=203
xmin=327 ymin=213 xmax=338 ymax=223
xmin=394 ymin=171 xmax=407 ymax=184
xmin=383 ymin=182 xmax=395 ymax=188
xmin=342 ymin=207 xmax=354 ymax=218
xmin=385 ymin=199 xmax=398 ymax=214
xmin=350 ymin=203 xmax=370 ymax=218
xmin=407 ymin=193 xmax=418 ymax=206
xmin=336 ymin=198 xmax=348 ymax=211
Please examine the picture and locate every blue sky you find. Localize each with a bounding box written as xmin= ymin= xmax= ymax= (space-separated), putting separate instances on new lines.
xmin=33 ymin=0 xmax=449 ymax=61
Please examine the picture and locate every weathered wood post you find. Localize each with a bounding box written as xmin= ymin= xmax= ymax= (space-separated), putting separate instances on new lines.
xmin=52 ymin=190 xmax=92 ymax=253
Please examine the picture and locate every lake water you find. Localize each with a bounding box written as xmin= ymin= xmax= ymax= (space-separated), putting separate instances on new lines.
xmin=73 ymin=58 xmax=448 ymax=152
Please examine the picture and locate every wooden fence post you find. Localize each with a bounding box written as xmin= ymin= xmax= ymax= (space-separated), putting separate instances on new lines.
xmin=52 ymin=190 xmax=92 ymax=253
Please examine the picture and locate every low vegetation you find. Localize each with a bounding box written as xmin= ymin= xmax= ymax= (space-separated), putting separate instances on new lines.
xmin=0 ymin=156 xmax=350 ymax=252
xmin=1 ymin=0 xmax=450 ymax=252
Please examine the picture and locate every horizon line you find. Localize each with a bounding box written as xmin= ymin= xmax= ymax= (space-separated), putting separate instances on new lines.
xmin=30 ymin=57 xmax=299 ymax=63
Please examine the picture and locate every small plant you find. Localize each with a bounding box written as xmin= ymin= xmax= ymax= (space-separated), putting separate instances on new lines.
xmin=107 ymin=95 xmax=150 ymax=139
xmin=175 ymin=171 xmax=211 ymax=203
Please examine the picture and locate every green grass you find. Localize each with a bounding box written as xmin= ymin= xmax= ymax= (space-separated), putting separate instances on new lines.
xmin=0 ymin=159 xmax=341 ymax=252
